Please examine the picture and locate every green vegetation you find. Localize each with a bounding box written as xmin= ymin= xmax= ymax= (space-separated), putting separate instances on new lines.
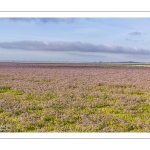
xmin=0 ymin=63 xmax=150 ymax=132
xmin=0 ymin=86 xmax=11 ymax=93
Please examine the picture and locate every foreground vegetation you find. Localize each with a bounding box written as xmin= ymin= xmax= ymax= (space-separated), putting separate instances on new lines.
xmin=0 ymin=63 xmax=150 ymax=132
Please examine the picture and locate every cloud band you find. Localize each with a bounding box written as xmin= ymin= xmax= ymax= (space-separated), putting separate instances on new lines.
xmin=0 ymin=40 xmax=149 ymax=54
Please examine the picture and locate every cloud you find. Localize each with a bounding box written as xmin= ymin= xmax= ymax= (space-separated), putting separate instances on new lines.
xmin=7 ymin=18 xmax=75 ymax=23
xmin=128 ymin=31 xmax=142 ymax=36
xmin=0 ymin=40 xmax=150 ymax=55
xmin=126 ymin=38 xmax=144 ymax=42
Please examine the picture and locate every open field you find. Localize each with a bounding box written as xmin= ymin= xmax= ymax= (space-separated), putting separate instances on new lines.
xmin=0 ymin=62 xmax=150 ymax=132
xmin=132 ymin=64 xmax=150 ymax=67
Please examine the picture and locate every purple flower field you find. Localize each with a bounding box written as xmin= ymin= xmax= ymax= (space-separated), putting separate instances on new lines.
xmin=0 ymin=62 xmax=150 ymax=132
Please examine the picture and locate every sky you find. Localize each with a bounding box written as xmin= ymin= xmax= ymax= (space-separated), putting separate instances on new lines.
xmin=0 ymin=18 xmax=150 ymax=62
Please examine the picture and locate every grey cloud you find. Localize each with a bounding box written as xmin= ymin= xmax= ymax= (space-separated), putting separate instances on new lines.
xmin=126 ymin=38 xmax=144 ymax=42
xmin=0 ymin=40 xmax=150 ymax=55
xmin=128 ymin=31 xmax=142 ymax=36
xmin=7 ymin=18 xmax=75 ymax=23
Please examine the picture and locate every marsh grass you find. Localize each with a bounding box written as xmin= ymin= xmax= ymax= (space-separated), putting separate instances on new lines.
xmin=0 ymin=63 xmax=150 ymax=132
xmin=0 ymin=86 xmax=11 ymax=93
